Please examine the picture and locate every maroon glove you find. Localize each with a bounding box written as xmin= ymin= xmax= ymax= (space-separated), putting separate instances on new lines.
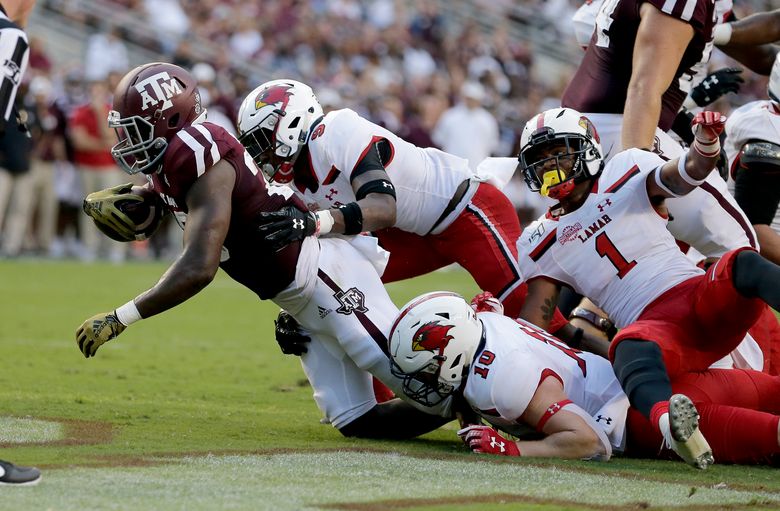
xmin=470 ymin=291 xmax=504 ymax=314
xmin=457 ymin=425 xmax=521 ymax=456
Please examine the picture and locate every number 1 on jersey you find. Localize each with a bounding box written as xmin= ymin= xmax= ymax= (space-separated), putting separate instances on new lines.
xmin=595 ymin=232 xmax=636 ymax=278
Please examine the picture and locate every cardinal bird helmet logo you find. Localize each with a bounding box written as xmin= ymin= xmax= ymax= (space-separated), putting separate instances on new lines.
xmin=255 ymin=84 xmax=293 ymax=110
xmin=411 ymin=321 xmax=455 ymax=354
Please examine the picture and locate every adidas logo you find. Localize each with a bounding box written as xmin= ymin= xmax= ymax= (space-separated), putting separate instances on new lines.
xmin=317 ymin=306 xmax=331 ymax=318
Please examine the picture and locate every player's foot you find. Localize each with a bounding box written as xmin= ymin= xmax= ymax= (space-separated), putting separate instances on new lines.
xmin=661 ymin=394 xmax=714 ymax=469
xmin=0 ymin=459 xmax=42 ymax=486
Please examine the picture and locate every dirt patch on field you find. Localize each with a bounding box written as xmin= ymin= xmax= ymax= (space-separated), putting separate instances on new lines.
xmin=321 ymin=494 xmax=776 ymax=511
xmin=0 ymin=416 xmax=113 ymax=448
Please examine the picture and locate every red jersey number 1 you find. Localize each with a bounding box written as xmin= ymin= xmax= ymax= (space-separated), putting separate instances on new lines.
xmin=595 ymin=232 xmax=637 ymax=279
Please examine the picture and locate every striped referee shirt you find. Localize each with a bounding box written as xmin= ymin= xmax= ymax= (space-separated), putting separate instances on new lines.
xmin=0 ymin=5 xmax=29 ymax=125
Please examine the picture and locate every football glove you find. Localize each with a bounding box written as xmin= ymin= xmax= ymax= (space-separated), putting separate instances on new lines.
xmin=691 ymin=110 xmax=727 ymax=142
xmin=76 ymin=311 xmax=127 ymax=358
xmin=83 ymin=183 xmax=164 ymax=242
xmin=257 ymin=206 xmax=318 ymax=251
xmin=457 ymin=425 xmax=521 ymax=456
xmin=274 ymin=309 xmax=311 ymax=356
xmin=690 ymin=68 xmax=743 ymax=107
xmin=470 ymin=291 xmax=504 ymax=314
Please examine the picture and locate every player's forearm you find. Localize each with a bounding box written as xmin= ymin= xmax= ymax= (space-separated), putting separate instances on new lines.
xmin=329 ymin=194 xmax=396 ymax=234
xmin=621 ymin=89 xmax=662 ymax=151
xmin=133 ymin=251 xmax=218 ymax=319
xmin=720 ymin=44 xmax=778 ymax=76
xmin=519 ymin=430 xmax=603 ymax=459
xmin=720 ymin=11 xmax=780 ymax=47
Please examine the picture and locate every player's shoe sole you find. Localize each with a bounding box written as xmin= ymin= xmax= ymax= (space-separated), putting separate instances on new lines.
xmin=668 ymin=394 xmax=714 ymax=470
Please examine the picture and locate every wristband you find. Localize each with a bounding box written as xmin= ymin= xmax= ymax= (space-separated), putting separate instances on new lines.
xmin=693 ymin=134 xmax=721 ymax=158
xmin=339 ymin=202 xmax=364 ymax=235
xmin=712 ymin=23 xmax=732 ymax=45
xmin=677 ymin=152 xmax=707 ymax=186
xmin=569 ymin=307 xmax=618 ymax=339
xmin=315 ymin=210 xmax=334 ymax=236
xmin=115 ymin=299 xmax=142 ymax=326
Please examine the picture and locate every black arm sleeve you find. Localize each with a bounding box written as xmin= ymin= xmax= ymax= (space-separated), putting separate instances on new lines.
xmin=350 ymin=138 xmax=393 ymax=181
xmin=733 ymin=141 xmax=780 ymax=225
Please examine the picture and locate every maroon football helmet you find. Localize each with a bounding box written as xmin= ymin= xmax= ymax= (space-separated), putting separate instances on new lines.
xmin=109 ymin=62 xmax=204 ymax=174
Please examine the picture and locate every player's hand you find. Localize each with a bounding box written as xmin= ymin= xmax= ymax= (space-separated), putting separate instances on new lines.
xmin=76 ymin=312 xmax=126 ymax=358
xmin=470 ymin=291 xmax=504 ymax=314
xmin=257 ymin=206 xmax=318 ymax=251
xmin=274 ymin=309 xmax=311 ymax=356
xmin=691 ymin=111 xmax=726 ymax=143
xmin=457 ymin=425 xmax=520 ymax=456
xmin=690 ymin=68 xmax=743 ymax=107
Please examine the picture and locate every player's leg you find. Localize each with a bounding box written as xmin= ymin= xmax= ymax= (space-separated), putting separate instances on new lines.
xmin=626 ymin=403 xmax=780 ymax=465
xmin=732 ymin=248 xmax=780 ymax=310
xmin=436 ymin=182 xmax=526 ymax=317
xmin=611 ymin=330 xmax=713 ymax=468
xmin=748 ymin=307 xmax=780 ymax=375
xmin=375 ymin=228 xmax=446 ymax=283
xmin=672 ymin=368 xmax=780 ymax=414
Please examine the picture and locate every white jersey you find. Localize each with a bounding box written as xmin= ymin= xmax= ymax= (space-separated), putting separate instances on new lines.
xmin=300 ymin=108 xmax=476 ymax=235
xmin=517 ymin=149 xmax=703 ymax=328
xmin=724 ymin=100 xmax=780 ymax=233
xmin=464 ymin=313 xmax=629 ymax=454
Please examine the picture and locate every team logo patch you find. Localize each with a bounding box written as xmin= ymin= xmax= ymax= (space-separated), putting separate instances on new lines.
xmin=411 ymin=322 xmax=455 ymax=353
xmin=558 ymin=222 xmax=582 ymax=245
xmin=334 ymin=287 xmax=368 ymax=315
xmin=255 ymin=84 xmax=292 ymax=110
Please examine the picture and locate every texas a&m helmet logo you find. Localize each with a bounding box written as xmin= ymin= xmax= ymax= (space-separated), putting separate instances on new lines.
xmin=255 ymin=84 xmax=293 ymax=110
xmin=134 ymin=71 xmax=188 ymax=113
xmin=411 ymin=322 xmax=455 ymax=354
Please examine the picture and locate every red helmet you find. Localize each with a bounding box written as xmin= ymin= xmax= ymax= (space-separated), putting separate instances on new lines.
xmin=109 ymin=63 xmax=204 ymax=175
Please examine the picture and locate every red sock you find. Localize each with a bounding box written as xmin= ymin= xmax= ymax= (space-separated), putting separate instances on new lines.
xmin=372 ymin=377 xmax=395 ymax=403
xmin=649 ymin=401 xmax=670 ymax=434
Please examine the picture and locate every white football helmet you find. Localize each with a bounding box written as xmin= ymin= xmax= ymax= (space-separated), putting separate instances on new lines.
xmin=237 ymin=79 xmax=324 ymax=183
xmin=388 ymin=292 xmax=483 ymax=407
xmin=518 ymin=107 xmax=604 ymax=200
xmin=769 ymin=52 xmax=780 ymax=103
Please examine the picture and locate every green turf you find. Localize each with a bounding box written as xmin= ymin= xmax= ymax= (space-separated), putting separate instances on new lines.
xmin=0 ymin=260 xmax=778 ymax=510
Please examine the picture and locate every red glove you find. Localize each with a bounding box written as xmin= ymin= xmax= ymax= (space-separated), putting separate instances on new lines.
xmin=470 ymin=291 xmax=504 ymax=315
xmin=457 ymin=425 xmax=521 ymax=456
xmin=691 ymin=111 xmax=726 ymax=158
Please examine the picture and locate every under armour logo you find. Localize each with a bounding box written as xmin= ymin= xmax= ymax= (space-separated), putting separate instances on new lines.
xmin=547 ymin=403 xmax=561 ymax=414
xmin=383 ymin=182 xmax=393 ymax=189
xmin=489 ymin=436 xmax=506 ymax=453
xmin=597 ymin=198 xmax=612 ymax=212
xmin=325 ymin=188 xmax=338 ymax=201
xmin=293 ymin=219 xmax=304 ymax=229
xmin=596 ymin=415 xmax=612 ymax=425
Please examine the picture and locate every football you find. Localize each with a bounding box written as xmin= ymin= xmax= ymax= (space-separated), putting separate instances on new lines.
xmin=83 ymin=183 xmax=167 ymax=242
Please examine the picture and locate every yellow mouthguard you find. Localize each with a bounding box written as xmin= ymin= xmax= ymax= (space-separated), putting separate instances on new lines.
xmin=540 ymin=169 xmax=566 ymax=197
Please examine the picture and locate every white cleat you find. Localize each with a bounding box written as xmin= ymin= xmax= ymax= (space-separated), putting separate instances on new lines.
xmin=661 ymin=394 xmax=714 ymax=469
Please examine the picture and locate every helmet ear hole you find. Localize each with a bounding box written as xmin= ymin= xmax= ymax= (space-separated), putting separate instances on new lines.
xmin=168 ymin=113 xmax=180 ymax=129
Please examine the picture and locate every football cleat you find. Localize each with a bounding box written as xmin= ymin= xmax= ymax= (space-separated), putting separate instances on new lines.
xmin=662 ymin=394 xmax=714 ymax=470
xmin=0 ymin=459 xmax=41 ymax=486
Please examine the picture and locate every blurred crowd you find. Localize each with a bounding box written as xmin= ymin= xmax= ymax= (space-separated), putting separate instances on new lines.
xmin=0 ymin=0 xmax=775 ymax=261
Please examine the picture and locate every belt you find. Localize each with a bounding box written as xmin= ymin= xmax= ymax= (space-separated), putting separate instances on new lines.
xmin=427 ymin=178 xmax=472 ymax=235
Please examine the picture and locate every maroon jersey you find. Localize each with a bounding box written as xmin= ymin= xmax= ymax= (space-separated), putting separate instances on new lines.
xmin=561 ymin=0 xmax=716 ymax=131
xmin=149 ymin=121 xmax=309 ymax=299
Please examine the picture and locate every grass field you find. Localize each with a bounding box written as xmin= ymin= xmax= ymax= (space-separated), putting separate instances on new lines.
xmin=1 ymin=260 xmax=778 ymax=510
